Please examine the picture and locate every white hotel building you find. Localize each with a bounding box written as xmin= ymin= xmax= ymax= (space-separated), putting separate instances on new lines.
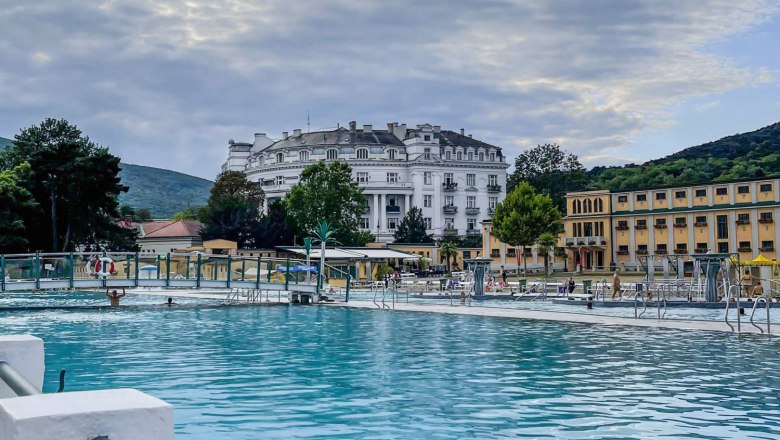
xmin=223 ymin=121 xmax=508 ymax=242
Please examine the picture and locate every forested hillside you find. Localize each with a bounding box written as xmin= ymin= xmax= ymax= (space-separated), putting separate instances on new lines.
xmin=588 ymin=122 xmax=780 ymax=190
xmin=118 ymin=163 xmax=212 ymax=218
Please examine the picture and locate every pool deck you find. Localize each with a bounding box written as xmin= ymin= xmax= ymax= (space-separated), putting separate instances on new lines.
xmin=327 ymin=300 xmax=774 ymax=336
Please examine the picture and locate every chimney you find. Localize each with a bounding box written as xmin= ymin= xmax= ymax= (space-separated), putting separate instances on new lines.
xmin=433 ymin=125 xmax=441 ymax=133
xmin=349 ymin=121 xmax=357 ymax=134
xmin=293 ymin=128 xmax=302 ymax=137
xmin=460 ymin=128 xmax=465 ymax=136
xmin=468 ymin=134 xmax=473 ymax=138
xmin=363 ymin=124 xmax=372 ymax=133
xmin=282 ymin=131 xmax=289 ymax=140
xmin=387 ymin=122 xmax=394 ymax=132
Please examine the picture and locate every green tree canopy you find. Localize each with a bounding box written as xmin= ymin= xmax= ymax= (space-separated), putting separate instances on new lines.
xmin=172 ymin=206 xmax=204 ymax=221
xmin=439 ymin=240 xmax=458 ymax=272
xmin=1 ymin=118 xmax=134 ymax=251
xmin=491 ymin=182 xmax=562 ymax=273
xmin=507 ymin=143 xmax=586 ymax=211
xmin=393 ymin=207 xmax=433 ymax=243
xmin=0 ymin=163 xmax=37 ymax=252
xmin=199 ymin=171 xmax=264 ymax=248
xmin=536 ymin=232 xmax=558 ymax=275
xmin=284 ymin=162 xmax=370 ymax=246
xmin=254 ymin=200 xmax=295 ymax=248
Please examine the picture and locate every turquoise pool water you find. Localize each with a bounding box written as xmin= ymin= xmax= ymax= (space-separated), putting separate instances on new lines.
xmin=1 ymin=306 xmax=780 ymax=438
xmin=0 ymin=291 xmax=224 ymax=308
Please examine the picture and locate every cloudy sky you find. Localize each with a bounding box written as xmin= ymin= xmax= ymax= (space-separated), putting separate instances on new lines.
xmin=1 ymin=0 xmax=779 ymax=179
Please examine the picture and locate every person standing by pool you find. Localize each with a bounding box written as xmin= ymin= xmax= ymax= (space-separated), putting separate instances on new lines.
xmin=567 ymin=277 xmax=576 ymax=295
xmin=501 ymin=266 xmax=508 ymax=285
xmin=611 ymin=271 xmax=621 ymax=300
xmin=106 ymin=288 xmax=126 ymax=307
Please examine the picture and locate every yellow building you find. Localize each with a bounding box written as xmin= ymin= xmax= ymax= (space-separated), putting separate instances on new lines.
xmin=563 ymin=178 xmax=780 ymax=270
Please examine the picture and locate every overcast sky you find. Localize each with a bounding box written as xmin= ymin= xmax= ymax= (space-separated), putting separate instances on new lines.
xmin=1 ymin=0 xmax=779 ymax=179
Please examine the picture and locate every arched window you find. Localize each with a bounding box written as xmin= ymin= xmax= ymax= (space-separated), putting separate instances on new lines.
xmin=456 ymin=151 xmax=462 ymax=160
xmin=356 ymin=148 xmax=369 ymax=159
xmin=299 ymin=151 xmax=309 ymax=162
xmin=595 ymin=198 xmax=603 ymax=212
xmin=574 ymin=200 xmax=581 ymax=214
xmin=445 ymin=150 xmax=451 ymax=160
xmin=387 ymin=149 xmax=397 ymax=160
xmin=585 ymin=199 xmax=592 ymax=213
xmin=276 ymin=152 xmax=284 ymax=164
xmin=327 ymin=149 xmax=339 ymax=160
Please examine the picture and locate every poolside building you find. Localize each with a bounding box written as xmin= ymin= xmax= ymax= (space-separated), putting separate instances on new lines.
xmin=222 ymin=121 xmax=509 ymax=242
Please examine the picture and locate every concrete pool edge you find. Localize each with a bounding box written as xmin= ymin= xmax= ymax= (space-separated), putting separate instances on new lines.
xmin=324 ymin=301 xmax=775 ymax=336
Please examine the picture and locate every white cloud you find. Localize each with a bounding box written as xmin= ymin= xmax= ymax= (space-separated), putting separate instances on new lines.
xmin=0 ymin=0 xmax=777 ymax=177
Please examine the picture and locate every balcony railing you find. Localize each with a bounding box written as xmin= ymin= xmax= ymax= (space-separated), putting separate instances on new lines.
xmin=694 ymin=221 xmax=707 ymax=227
xmin=615 ymin=225 xmax=629 ymax=231
xmin=654 ymin=224 xmax=667 ymax=229
xmin=761 ymin=246 xmax=775 ymax=252
xmin=443 ymin=205 xmax=458 ymax=214
xmin=695 ymin=248 xmax=708 ymax=254
xmin=738 ymin=247 xmax=752 ymax=252
xmin=442 ymin=182 xmax=458 ymax=192
xmin=386 ymin=205 xmax=401 ymax=213
xmin=617 ymin=250 xmax=629 ymax=255
xmin=465 ymin=207 xmax=480 ymax=215
xmin=673 ymin=223 xmax=687 ymax=228
xmin=443 ymin=228 xmax=458 ymax=235
xmin=487 ymin=184 xmax=502 ymax=193
xmin=362 ymin=181 xmax=414 ymax=190
xmin=675 ymin=248 xmax=689 ymax=254
xmin=736 ymin=219 xmax=751 ymax=225
xmin=636 ymin=249 xmax=648 ymax=255
xmin=488 ymin=207 xmax=496 ymax=216
xmin=466 ymin=229 xmax=481 ymax=236
xmin=635 ymin=224 xmax=648 ymax=230
xmin=655 ymin=249 xmax=668 ymax=255
xmin=564 ymin=236 xmax=606 ymax=247
xmin=759 ymin=218 xmax=774 ymax=224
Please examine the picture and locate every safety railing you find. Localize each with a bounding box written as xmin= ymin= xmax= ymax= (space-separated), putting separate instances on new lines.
xmin=0 ymin=361 xmax=66 ymax=396
xmin=724 ymin=285 xmax=739 ymax=333
xmin=750 ymin=296 xmax=771 ymax=334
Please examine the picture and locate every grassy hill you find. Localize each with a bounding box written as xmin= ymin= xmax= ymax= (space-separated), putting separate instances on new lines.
xmin=118 ymin=163 xmax=212 ymax=218
xmin=588 ymin=122 xmax=780 ymax=190
xmin=0 ymin=136 xmax=13 ymax=150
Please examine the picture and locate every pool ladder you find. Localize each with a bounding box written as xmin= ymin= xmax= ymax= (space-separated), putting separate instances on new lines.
xmin=749 ymin=296 xmax=772 ymax=334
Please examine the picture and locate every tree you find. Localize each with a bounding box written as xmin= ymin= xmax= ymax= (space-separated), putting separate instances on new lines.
xmin=254 ymin=200 xmax=295 ymax=248
xmin=136 ymin=208 xmax=153 ymax=222
xmin=536 ymin=232 xmax=558 ymax=275
xmin=393 ymin=207 xmax=433 ymax=243
xmin=173 ymin=206 xmax=204 ymax=221
xmin=439 ymin=241 xmax=458 ymax=273
xmin=491 ymin=182 xmax=562 ymax=274
xmin=284 ymin=162 xmax=369 ymax=246
xmin=1 ymin=118 xmax=133 ymax=251
xmin=0 ymin=163 xmax=37 ymax=252
xmin=199 ymin=171 xmax=264 ymax=248
xmin=507 ymin=143 xmax=586 ymax=211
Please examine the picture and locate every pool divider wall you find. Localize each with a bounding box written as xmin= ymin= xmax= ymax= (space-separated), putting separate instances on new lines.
xmin=0 ymin=335 xmax=43 ymax=399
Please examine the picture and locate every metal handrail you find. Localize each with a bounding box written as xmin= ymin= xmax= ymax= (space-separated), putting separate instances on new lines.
xmin=724 ymin=285 xmax=738 ymax=332
xmin=749 ymin=296 xmax=771 ymax=334
xmin=0 ymin=360 xmax=40 ymax=396
xmin=635 ymin=293 xmax=647 ymax=318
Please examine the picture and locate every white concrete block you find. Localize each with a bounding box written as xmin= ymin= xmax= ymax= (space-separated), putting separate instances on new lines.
xmin=0 ymin=335 xmax=44 ymax=398
xmin=0 ymin=388 xmax=173 ymax=440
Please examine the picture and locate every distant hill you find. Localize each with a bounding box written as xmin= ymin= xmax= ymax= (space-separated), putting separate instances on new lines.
xmin=0 ymin=136 xmax=12 ymax=150
xmin=589 ymin=122 xmax=780 ymax=190
xmin=118 ymin=163 xmax=213 ymax=218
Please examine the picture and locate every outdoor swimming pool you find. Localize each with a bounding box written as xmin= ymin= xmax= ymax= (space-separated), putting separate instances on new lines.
xmin=1 ymin=305 xmax=779 ymax=438
xmin=0 ymin=291 xmax=225 ymax=308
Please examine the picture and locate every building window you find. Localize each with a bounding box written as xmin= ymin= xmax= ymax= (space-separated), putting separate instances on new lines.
xmin=489 ymin=152 xmax=495 ymax=161
xmin=488 ymin=175 xmax=497 ymax=186
xmin=760 ymin=212 xmax=773 ymax=221
xmin=467 ymin=174 xmax=475 ymax=187
xmin=695 ymin=215 xmax=707 ymax=225
xmin=424 ymin=172 xmax=432 ymax=185
xmin=467 ymin=196 xmax=476 ymax=208
xmin=636 ymin=219 xmax=647 ymax=228
xmin=618 ymin=245 xmax=629 ymax=254
xmin=467 ymin=218 xmax=477 ymax=231
xmin=360 ymin=218 xmax=370 ymax=230
xmin=737 ymin=185 xmax=750 ymax=194
xmin=762 ymin=240 xmax=775 ymax=251
xmin=636 ymin=194 xmax=647 ymax=202
xmin=388 ymin=218 xmax=398 ymax=230
xmin=456 ymin=151 xmax=463 ymax=160
xmin=491 ymin=249 xmax=500 ymax=257
xmin=675 ymin=217 xmax=686 ymax=226
xmin=445 ymin=151 xmax=452 ymax=160
xmin=387 ymin=149 xmax=397 ymax=160
xmin=467 ymin=152 xmax=474 ymax=161
xmin=617 ymin=220 xmax=628 ymax=229
xmin=445 ymin=196 xmax=454 ymax=206
xmin=716 ymin=215 xmax=728 ymax=239
xmin=445 ymin=218 xmax=455 ymax=229
xmin=356 ymin=148 xmax=368 ymax=159
xmin=276 ymin=152 xmax=285 ymax=163
xmin=507 ymin=248 xmax=516 ymax=257
xmin=675 ymin=191 xmax=686 ymax=199
xmin=637 ymin=244 xmax=648 ymax=254
xmin=656 ymin=244 xmax=668 ymax=254
xmin=655 ymin=218 xmax=666 ymax=227
xmin=424 ymin=195 xmax=432 ymax=208
xmin=424 ymin=217 xmax=432 ymax=229
xmin=424 ymin=135 xmax=431 ymax=141
xmin=738 ymin=241 xmax=751 ymax=251
xmin=275 ymin=175 xmax=284 ymax=185
xmin=387 ymin=195 xmax=397 ymax=207
xmin=489 ymin=197 xmax=497 ymax=210
xmin=737 ymin=213 xmax=750 ymax=223
xmin=696 ymin=242 xmax=708 ymax=252
xmin=617 ymin=195 xmax=628 ymax=203
xmin=299 ymin=151 xmax=309 ymax=161
xmin=356 ymin=172 xmax=369 ymax=183
xmin=718 ymin=242 xmax=729 ymax=253
xmin=387 ymin=172 xmax=399 ymax=183
xmin=695 ymin=189 xmax=707 ymax=197
xmin=478 ymin=152 xmax=484 ymax=161
xmin=444 ymin=173 xmax=454 ymax=185
xmin=716 ymin=187 xmax=727 ymax=196
xmin=327 ymin=149 xmax=339 ymax=160
xmin=760 ymin=183 xmax=772 ymax=192
xmin=424 ymin=148 xmax=431 ymax=160
xmin=656 ymin=192 xmax=666 ymax=200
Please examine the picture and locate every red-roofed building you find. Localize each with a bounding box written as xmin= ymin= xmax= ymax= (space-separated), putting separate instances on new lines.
xmin=137 ymin=220 xmax=203 ymax=254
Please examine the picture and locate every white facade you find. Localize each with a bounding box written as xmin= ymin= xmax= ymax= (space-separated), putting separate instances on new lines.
xmin=223 ymin=121 xmax=508 ymax=242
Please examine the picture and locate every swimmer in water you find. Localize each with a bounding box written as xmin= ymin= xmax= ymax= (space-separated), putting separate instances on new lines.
xmin=165 ymin=297 xmax=177 ymax=306
xmin=106 ymin=288 xmax=126 ymax=307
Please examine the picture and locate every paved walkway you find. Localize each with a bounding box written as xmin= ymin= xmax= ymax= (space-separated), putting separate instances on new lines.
xmin=327 ymin=300 xmax=773 ymax=336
